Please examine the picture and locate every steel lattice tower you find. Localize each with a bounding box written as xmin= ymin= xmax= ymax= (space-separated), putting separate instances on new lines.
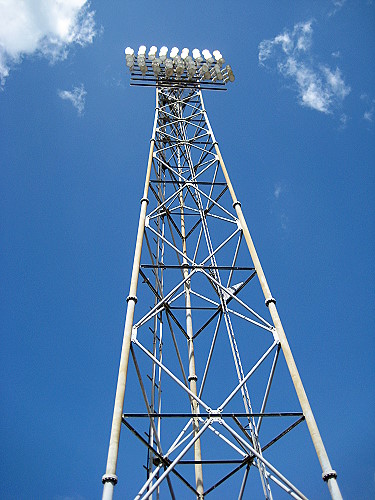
xmin=102 ymin=46 xmax=342 ymax=500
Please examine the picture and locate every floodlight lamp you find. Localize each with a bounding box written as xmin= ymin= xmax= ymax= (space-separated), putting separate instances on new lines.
xmin=138 ymin=45 xmax=146 ymax=55
xmin=225 ymin=64 xmax=235 ymax=82
xmin=125 ymin=57 xmax=134 ymax=69
xmin=148 ymin=46 xmax=157 ymax=59
xmin=213 ymin=50 xmax=225 ymax=68
xmin=165 ymin=58 xmax=174 ymax=77
xmin=214 ymin=63 xmax=223 ymax=80
xmin=170 ymin=47 xmax=179 ymax=58
xmin=175 ymin=57 xmax=185 ymax=76
xmin=138 ymin=56 xmax=147 ymax=76
xmin=192 ymin=48 xmax=201 ymax=60
xmin=159 ymin=46 xmax=168 ymax=61
xmin=152 ymin=58 xmax=161 ymax=76
xmin=181 ymin=48 xmax=189 ymax=60
xmin=202 ymin=49 xmax=215 ymax=66
xmin=200 ymin=62 xmax=210 ymax=80
xmin=213 ymin=50 xmax=222 ymax=60
xmin=125 ymin=47 xmax=135 ymax=70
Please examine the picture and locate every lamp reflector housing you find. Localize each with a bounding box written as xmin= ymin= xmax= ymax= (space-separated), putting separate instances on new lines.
xmin=165 ymin=58 xmax=174 ymax=77
xmin=170 ymin=47 xmax=179 ymax=58
xmin=192 ymin=48 xmax=201 ymax=60
xmin=226 ymin=64 xmax=235 ymax=82
xmin=159 ymin=46 xmax=168 ymax=62
xmin=148 ymin=46 xmax=157 ymax=59
xmin=124 ymin=44 xmax=234 ymax=87
xmin=181 ymin=48 xmax=189 ymax=60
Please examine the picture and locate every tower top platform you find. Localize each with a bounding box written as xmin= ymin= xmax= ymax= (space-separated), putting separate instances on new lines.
xmin=124 ymin=45 xmax=234 ymax=90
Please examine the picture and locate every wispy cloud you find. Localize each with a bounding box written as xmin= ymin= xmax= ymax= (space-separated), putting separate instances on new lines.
xmin=271 ymin=182 xmax=289 ymax=230
xmin=361 ymin=94 xmax=375 ymax=122
xmin=339 ymin=113 xmax=349 ymax=129
xmin=259 ymin=20 xmax=350 ymax=115
xmin=274 ymin=183 xmax=283 ymax=199
xmin=58 ymin=84 xmax=87 ymax=115
xmin=328 ymin=0 xmax=347 ymax=17
xmin=0 ymin=0 xmax=97 ymax=87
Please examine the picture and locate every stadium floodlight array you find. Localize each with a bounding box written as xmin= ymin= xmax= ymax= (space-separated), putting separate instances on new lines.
xmin=124 ymin=45 xmax=235 ymax=89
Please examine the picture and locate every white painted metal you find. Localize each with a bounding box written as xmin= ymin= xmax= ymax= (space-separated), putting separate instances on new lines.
xmin=102 ymin=80 xmax=341 ymax=500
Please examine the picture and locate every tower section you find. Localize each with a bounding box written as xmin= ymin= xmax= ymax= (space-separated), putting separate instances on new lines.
xmin=102 ymin=46 xmax=341 ymax=500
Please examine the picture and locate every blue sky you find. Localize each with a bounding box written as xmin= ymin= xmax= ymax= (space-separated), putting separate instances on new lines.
xmin=0 ymin=1 xmax=374 ymax=499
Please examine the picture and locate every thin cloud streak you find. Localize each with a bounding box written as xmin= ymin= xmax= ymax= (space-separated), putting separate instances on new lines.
xmin=259 ymin=20 xmax=350 ymax=115
xmin=0 ymin=0 xmax=97 ymax=87
xmin=274 ymin=184 xmax=282 ymax=199
xmin=328 ymin=0 xmax=347 ymax=17
xmin=360 ymin=94 xmax=375 ymax=123
xmin=58 ymin=84 xmax=87 ymax=115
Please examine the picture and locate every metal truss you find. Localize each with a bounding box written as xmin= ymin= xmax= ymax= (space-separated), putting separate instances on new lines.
xmin=102 ymin=86 xmax=342 ymax=500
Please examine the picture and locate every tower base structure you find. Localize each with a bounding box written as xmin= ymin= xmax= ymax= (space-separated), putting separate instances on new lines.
xmin=102 ymin=83 xmax=342 ymax=499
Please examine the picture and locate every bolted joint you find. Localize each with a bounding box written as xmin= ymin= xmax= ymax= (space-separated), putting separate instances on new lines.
xmin=265 ymin=297 xmax=276 ymax=307
xmin=126 ymin=295 xmax=138 ymax=304
xmin=188 ymin=374 xmax=198 ymax=382
xmin=322 ymin=469 xmax=337 ymax=482
xmin=102 ymin=474 xmax=118 ymax=485
xmin=140 ymin=197 xmax=149 ymax=205
xmin=232 ymin=200 xmax=241 ymax=209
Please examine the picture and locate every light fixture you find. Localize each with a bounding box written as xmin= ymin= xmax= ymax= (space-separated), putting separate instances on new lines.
xmin=137 ymin=45 xmax=147 ymax=75
xmin=175 ymin=56 xmax=185 ymax=77
xmin=184 ymin=56 xmax=196 ymax=78
xmin=200 ymin=62 xmax=211 ymax=80
xmin=152 ymin=58 xmax=161 ymax=76
xmin=165 ymin=58 xmax=174 ymax=77
xmin=148 ymin=46 xmax=157 ymax=60
xmin=124 ymin=45 xmax=235 ymax=85
xmin=170 ymin=47 xmax=179 ymax=58
xmin=159 ymin=46 xmax=168 ymax=61
xmin=225 ymin=64 xmax=235 ymax=82
xmin=192 ymin=48 xmax=201 ymax=60
xmin=202 ymin=49 xmax=214 ymax=65
xmin=213 ymin=50 xmax=225 ymax=67
xmin=213 ymin=63 xmax=223 ymax=81
xmin=125 ymin=47 xmax=135 ymax=69
xmin=181 ymin=48 xmax=189 ymax=60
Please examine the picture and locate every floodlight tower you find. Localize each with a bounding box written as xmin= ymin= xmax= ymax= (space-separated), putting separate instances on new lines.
xmin=102 ymin=45 xmax=342 ymax=500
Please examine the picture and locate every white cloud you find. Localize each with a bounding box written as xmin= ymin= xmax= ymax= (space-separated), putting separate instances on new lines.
xmin=0 ymin=0 xmax=97 ymax=87
xmin=360 ymin=94 xmax=375 ymax=122
xmin=259 ymin=21 xmax=350 ymax=114
xmin=364 ymin=109 xmax=374 ymax=122
xmin=361 ymin=95 xmax=375 ymax=122
xmin=339 ymin=113 xmax=349 ymax=128
xmin=274 ymin=184 xmax=283 ymax=199
xmin=58 ymin=84 xmax=86 ymax=115
xmin=328 ymin=0 xmax=347 ymax=16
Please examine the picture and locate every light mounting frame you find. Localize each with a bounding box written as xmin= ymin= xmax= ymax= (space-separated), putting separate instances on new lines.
xmin=124 ymin=45 xmax=235 ymax=91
